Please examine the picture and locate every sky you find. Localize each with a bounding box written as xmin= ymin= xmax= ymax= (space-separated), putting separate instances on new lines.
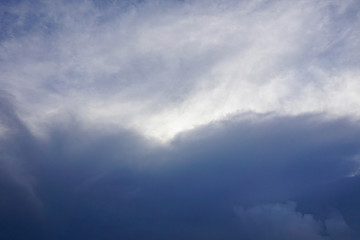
xmin=0 ymin=0 xmax=360 ymax=239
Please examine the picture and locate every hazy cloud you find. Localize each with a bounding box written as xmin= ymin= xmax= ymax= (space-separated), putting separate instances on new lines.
xmin=1 ymin=0 xmax=359 ymax=140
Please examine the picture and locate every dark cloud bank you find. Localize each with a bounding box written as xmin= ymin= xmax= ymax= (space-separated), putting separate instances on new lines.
xmin=1 ymin=98 xmax=360 ymax=240
xmin=1 ymin=0 xmax=360 ymax=239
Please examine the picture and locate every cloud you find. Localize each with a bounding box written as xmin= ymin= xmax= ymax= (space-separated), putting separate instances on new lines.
xmin=1 ymin=1 xmax=360 ymax=239
xmin=1 ymin=0 xmax=360 ymax=141
xmin=235 ymin=201 xmax=357 ymax=240
xmin=1 ymin=110 xmax=360 ymax=239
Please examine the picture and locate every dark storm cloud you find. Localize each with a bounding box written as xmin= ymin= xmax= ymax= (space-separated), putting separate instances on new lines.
xmin=1 ymin=105 xmax=360 ymax=239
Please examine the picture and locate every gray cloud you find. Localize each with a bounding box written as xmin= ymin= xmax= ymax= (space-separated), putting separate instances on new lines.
xmin=1 ymin=107 xmax=360 ymax=239
xmin=1 ymin=1 xmax=360 ymax=239
xmin=235 ymin=201 xmax=357 ymax=240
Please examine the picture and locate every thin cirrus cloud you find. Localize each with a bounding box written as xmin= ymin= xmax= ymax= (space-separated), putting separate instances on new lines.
xmin=1 ymin=0 xmax=359 ymax=141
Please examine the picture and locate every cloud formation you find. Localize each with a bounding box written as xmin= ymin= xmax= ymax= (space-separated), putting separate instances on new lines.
xmin=235 ymin=201 xmax=357 ymax=240
xmin=1 ymin=1 xmax=360 ymax=239
xmin=1 ymin=109 xmax=360 ymax=239
xmin=1 ymin=0 xmax=360 ymax=140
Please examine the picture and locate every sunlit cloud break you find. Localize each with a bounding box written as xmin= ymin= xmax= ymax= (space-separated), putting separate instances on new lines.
xmin=1 ymin=0 xmax=359 ymax=141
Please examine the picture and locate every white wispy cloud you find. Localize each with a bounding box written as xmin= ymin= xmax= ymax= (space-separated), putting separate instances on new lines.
xmin=1 ymin=0 xmax=359 ymax=141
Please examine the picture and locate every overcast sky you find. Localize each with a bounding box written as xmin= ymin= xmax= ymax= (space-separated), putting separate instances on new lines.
xmin=1 ymin=0 xmax=360 ymax=239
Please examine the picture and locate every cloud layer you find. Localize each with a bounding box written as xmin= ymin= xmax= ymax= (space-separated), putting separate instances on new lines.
xmin=1 ymin=0 xmax=360 ymax=140
xmin=1 ymin=106 xmax=360 ymax=239
xmin=1 ymin=1 xmax=360 ymax=239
